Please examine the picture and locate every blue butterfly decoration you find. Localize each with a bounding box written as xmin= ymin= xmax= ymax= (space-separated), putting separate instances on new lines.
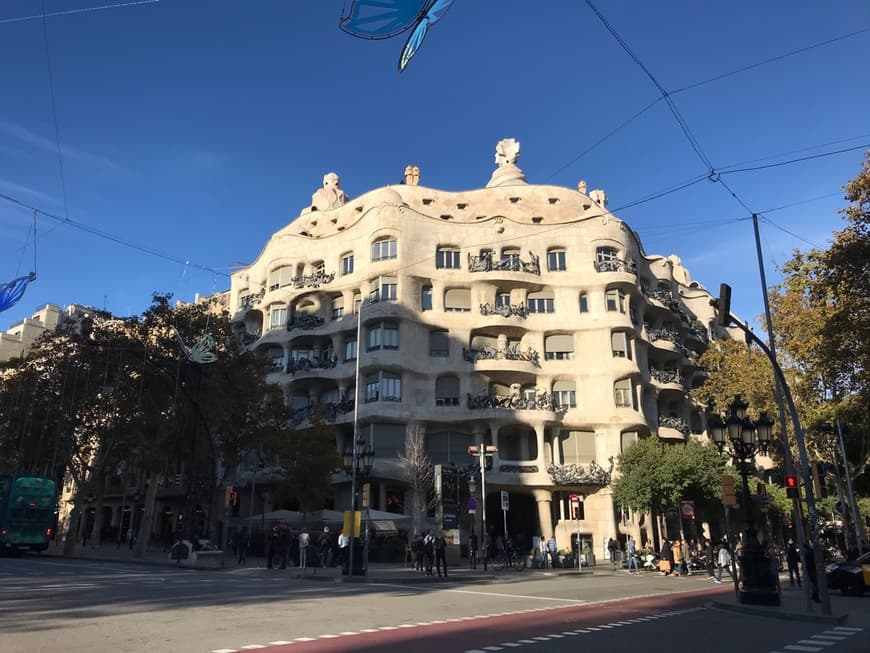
xmin=340 ymin=0 xmax=455 ymax=72
xmin=0 ymin=272 xmax=36 ymax=313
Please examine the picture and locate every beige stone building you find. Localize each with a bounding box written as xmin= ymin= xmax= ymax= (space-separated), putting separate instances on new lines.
xmin=229 ymin=140 xmax=719 ymax=558
xmin=0 ymin=303 xmax=93 ymax=362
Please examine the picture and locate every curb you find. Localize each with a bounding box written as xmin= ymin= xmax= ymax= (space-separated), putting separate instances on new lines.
xmin=39 ymin=552 xmax=229 ymax=571
xmin=707 ymin=600 xmax=850 ymax=625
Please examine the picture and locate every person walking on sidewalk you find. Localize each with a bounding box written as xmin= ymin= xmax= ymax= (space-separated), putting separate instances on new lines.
xmin=236 ymin=527 xmax=248 ymax=565
xmin=435 ymin=531 xmax=448 ymax=577
xmin=338 ymin=529 xmax=350 ymax=570
xmin=715 ymin=539 xmax=732 ymax=583
xmin=626 ymin=536 xmax=640 ymax=572
xmin=608 ymin=538 xmax=620 ymax=570
xmin=547 ymin=536 xmax=558 ymax=569
xmin=423 ymin=530 xmax=436 ymax=576
xmin=469 ymin=532 xmax=479 ymax=570
xmin=786 ymin=539 xmax=801 ymax=587
xmin=660 ymin=538 xmax=674 ymax=576
xmin=298 ymin=527 xmax=310 ymax=569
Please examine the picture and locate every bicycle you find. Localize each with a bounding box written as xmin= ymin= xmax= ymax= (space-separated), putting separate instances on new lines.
xmin=491 ymin=542 xmax=524 ymax=571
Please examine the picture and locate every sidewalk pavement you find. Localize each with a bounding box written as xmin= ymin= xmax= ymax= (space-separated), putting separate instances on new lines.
xmin=40 ymin=543 xmax=605 ymax=583
xmin=709 ymin=574 xmax=870 ymax=627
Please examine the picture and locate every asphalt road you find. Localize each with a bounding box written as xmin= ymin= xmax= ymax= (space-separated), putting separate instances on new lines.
xmin=1 ymin=556 xmax=867 ymax=653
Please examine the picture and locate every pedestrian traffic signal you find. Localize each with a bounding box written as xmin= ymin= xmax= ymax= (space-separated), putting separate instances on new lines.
xmin=785 ymin=475 xmax=799 ymax=499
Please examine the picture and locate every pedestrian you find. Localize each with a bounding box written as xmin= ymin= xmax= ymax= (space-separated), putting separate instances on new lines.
xmin=469 ymin=532 xmax=478 ymax=570
xmin=705 ymin=538 xmax=715 ymax=577
xmin=237 ymin=527 xmax=248 ymax=565
xmin=298 ymin=527 xmax=310 ymax=569
xmin=659 ymin=538 xmax=674 ymax=576
xmin=803 ymin=542 xmax=820 ymax=603
xmin=267 ymin=525 xmax=279 ymax=569
xmin=670 ymin=539 xmax=683 ymax=577
xmin=627 ymin=535 xmax=640 ymax=572
xmin=547 ymin=536 xmax=558 ymax=569
xmin=317 ymin=527 xmax=331 ymax=568
xmin=608 ymin=537 xmax=620 ymax=570
xmin=278 ymin=524 xmax=290 ymax=569
xmin=680 ymin=538 xmax=691 ymax=576
xmin=715 ymin=539 xmax=732 ymax=583
xmin=423 ymin=530 xmax=436 ymax=576
xmin=785 ymin=539 xmax=801 ymax=588
xmin=338 ymin=529 xmax=350 ymax=571
xmin=435 ymin=531 xmax=448 ymax=577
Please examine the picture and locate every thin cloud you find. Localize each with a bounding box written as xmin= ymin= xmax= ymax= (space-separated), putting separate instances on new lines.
xmin=0 ymin=178 xmax=60 ymax=206
xmin=0 ymin=119 xmax=122 ymax=171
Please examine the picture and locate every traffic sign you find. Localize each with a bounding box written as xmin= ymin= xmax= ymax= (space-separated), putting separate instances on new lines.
xmin=468 ymin=497 xmax=477 ymax=510
xmin=680 ymin=500 xmax=695 ymax=519
xmin=500 ymin=490 xmax=509 ymax=511
xmin=570 ymin=494 xmax=580 ymax=507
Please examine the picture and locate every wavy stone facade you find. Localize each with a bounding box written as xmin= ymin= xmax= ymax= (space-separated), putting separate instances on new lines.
xmin=229 ymin=143 xmax=719 ymax=553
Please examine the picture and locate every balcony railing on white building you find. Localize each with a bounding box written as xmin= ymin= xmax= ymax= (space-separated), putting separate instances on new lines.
xmin=649 ymin=367 xmax=685 ymax=386
xmin=547 ymin=459 xmax=614 ymax=486
xmin=594 ymin=258 xmax=637 ymax=274
xmin=479 ymin=302 xmax=529 ymax=318
xmin=468 ymin=252 xmax=541 ymax=275
xmin=467 ymin=390 xmax=559 ymax=411
xmin=462 ymin=346 xmax=540 ymax=367
xmin=658 ymin=415 xmax=690 ymax=434
xmin=286 ymin=314 xmax=324 ymax=331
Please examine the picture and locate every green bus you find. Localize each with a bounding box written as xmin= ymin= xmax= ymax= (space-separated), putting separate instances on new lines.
xmin=0 ymin=475 xmax=57 ymax=553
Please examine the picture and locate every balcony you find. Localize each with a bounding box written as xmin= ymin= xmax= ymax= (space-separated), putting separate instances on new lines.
xmin=547 ymin=459 xmax=613 ymax=486
xmin=239 ymin=290 xmax=265 ymax=310
xmin=687 ymin=322 xmax=709 ymax=345
xmin=290 ymin=399 xmax=354 ymax=426
xmin=594 ymin=258 xmax=637 ymax=274
xmin=479 ymin=302 xmax=528 ymax=318
xmin=239 ymin=331 xmax=261 ymax=345
xmin=287 ymin=355 xmax=339 ymax=375
xmin=640 ymin=283 xmax=672 ymax=305
xmin=649 ymin=367 xmax=685 ymax=386
xmin=647 ymin=328 xmax=693 ymax=358
xmin=658 ymin=415 xmax=690 ymax=434
xmin=286 ymin=314 xmax=324 ymax=332
xmin=463 ymin=346 xmax=540 ymax=367
xmin=467 ymin=391 xmax=559 ymax=412
xmin=468 ymin=252 xmax=541 ymax=275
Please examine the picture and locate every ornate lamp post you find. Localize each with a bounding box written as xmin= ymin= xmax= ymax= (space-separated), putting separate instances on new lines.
xmin=342 ymin=437 xmax=375 ymax=576
xmin=709 ymin=395 xmax=779 ymax=606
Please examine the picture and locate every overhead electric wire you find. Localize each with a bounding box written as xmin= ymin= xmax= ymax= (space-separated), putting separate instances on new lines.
xmin=670 ymin=26 xmax=870 ymax=95
xmin=0 ymin=191 xmax=227 ymax=277
xmin=759 ymin=216 xmax=825 ymax=250
xmin=40 ymin=1 xmax=70 ymax=224
xmin=714 ymin=134 xmax=870 ymax=171
xmin=0 ymin=0 xmax=159 ymax=25
xmin=717 ymin=143 xmax=870 ymax=175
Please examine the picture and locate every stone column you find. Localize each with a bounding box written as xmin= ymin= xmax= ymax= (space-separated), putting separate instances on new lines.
xmin=533 ymin=488 xmax=553 ymax=541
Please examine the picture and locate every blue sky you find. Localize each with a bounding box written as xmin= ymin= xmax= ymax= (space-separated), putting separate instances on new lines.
xmin=2 ymin=0 xmax=869 ymax=331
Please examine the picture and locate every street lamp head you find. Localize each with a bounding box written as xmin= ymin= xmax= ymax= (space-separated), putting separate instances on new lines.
xmin=362 ymin=446 xmax=375 ymax=474
xmin=730 ymin=394 xmax=748 ymax=421
xmin=755 ymin=412 xmax=773 ymax=450
xmin=342 ymin=447 xmax=353 ymax=472
xmin=709 ymin=413 xmax=726 ymax=451
xmin=741 ymin=418 xmax=755 ymax=446
xmin=725 ymin=412 xmax=743 ymax=444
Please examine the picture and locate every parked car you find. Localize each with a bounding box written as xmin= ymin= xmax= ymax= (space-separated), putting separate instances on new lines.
xmin=826 ymin=551 xmax=870 ymax=596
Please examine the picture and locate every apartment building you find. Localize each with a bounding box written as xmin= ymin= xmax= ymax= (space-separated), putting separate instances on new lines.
xmin=228 ymin=140 xmax=719 ymax=554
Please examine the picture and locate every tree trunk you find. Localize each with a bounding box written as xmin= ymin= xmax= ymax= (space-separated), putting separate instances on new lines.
xmin=134 ymin=474 xmax=160 ymax=558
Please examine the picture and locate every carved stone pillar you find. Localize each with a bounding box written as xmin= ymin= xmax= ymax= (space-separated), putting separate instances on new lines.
xmin=533 ymin=488 xmax=553 ymax=541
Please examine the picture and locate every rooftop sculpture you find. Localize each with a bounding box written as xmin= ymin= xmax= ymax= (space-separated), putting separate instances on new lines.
xmin=486 ymin=138 xmax=528 ymax=188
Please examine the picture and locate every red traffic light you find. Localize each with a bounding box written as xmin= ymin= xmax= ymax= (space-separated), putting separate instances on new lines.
xmin=785 ymin=475 xmax=798 ymax=488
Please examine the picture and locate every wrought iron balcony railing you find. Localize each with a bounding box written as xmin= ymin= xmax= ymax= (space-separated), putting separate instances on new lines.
xmin=239 ymin=331 xmax=261 ymax=345
xmin=649 ymin=367 xmax=685 ymax=386
xmin=467 ymin=391 xmax=558 ymax=411
xmin=462 ymin=346 xmax=540 ymax=367
xmin=290 ymin=399 xmax=355 ymax=426
xmin=547 ymin=459 xmax=614 ymax=486
xmin=594 ymin=258 xmax=637 ymax=274
xmin=658 ymin=415 xmax=690 ymax=434
xmin=468 ymin=252 xmax=540 ymax=275
xmin=287 ymin=355 xmax=339 ymax=375
xmin=286 ymin=314 xmax=324 ymax=331
xmin=479 ymin=302 xmax=528 ymax=318
xmin=239 ymin=290 xmax=265 ymax=310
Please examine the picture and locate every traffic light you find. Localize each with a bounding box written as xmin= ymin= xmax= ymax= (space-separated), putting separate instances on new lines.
xmin=811 ymin=462 xmax=828 ymax=499
xmin=785 ymin=475 xmax=799 ymax=499
xmin=714 ymin=283 xmax=732 ymax=327
xmin=720 ymin=474 xmax=737 ymax=506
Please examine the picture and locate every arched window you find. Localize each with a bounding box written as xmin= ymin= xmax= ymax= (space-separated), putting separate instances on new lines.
xmin=545 ymin=334 xmax=574 ymax=360
xmin=611 ymin=331 xmax=632 ymax=359
xmin=436 ymin=246 xmax=461 ymax=269
xmin=547 ymin=248 xmax=567 ymax=271
xmin=429 ymin=330 xmax=449 ymax=357
xmin=528 ymin=290 xmax=555 ymax=313
xmin=614 ymin=378 xmax=635 ymax=409
xmin=552 ymin=380 xmax=576 ymax=408
xmin=579 ymin=292 xmax=589 ymax=313
xmin=435 ymin=376 xmax=460 ymax=406
xmin=371 ymin=237 xmax=397 ymax=262
xmin=445 ymin=288 xmax=471 ymax=312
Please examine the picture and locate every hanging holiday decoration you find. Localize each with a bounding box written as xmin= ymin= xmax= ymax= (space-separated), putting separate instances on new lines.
xmin=171 ymin=326 xmax=217 ymax=364
xmin=339 ymin=0 xmax=455 ymax=72
xmin=0 ymin=272 xmax=37 ymax=313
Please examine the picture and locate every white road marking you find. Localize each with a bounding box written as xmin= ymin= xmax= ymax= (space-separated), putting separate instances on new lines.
xmin=832 ymin=627 xmax=862 ymax=632
xmin=783 ymin=646 xmax=823 ymax=652
xmin=369 ymin=583 xmax=586 ymax=604
xmin=267 ymin=642 xmax=293 ymax=646
xmin=800 ymin=640 xmax=834 ymax=647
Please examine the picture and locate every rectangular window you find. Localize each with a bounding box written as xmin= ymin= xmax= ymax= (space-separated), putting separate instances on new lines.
xmin=365 ymin=374 xmax=379 ymax=403
xmin=341 ymin=253 xmax=354 ymax=275
xmin=436 ymin=248 xmax=461 ymax=269
xmin=554 ymin=390 xmax=577 ymax=409
xmin=381 ymin=374 xmax=401 ymax=401
xmin=332 ymin=306 xmax=344 ymax=319
xmin=579 ymin=293 xmax=588 ymax=313
xmin=269 ymin=307 xmax=287 ymax=330
xmin=528 ymin=297 xmax=555 ymax=313
xmin=368 ymin=323 xmax=399 ymax=350
xmin=495 ymin=293 xmax=511 ymax=308
xmin=544 ymin=351 xmax=574 ymax=360
xmin=605 ymin=289 xmax=625 ymax=313
xmin=547 ymin=250 xmax=566 ymax=271
xmin=421 ymin=286 xmax=433 ymax=311
xmin=611 ymin=332 xmax=631 ymax=359
xmin=372 ymin=239 xmax=397 ymax=262
xmin=344 ymin=338 xmax=357 ymax=362
xmin=614 ymin=379 xmax=633 ymax=408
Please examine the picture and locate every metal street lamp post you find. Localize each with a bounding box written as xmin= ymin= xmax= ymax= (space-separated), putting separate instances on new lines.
xmin=709 ymin=395 xmax=779 ymax=606
xmin=342 ymin=437 xmax=375 ymax=576
xmin=467 ymin=444 xmax=496 ymax=571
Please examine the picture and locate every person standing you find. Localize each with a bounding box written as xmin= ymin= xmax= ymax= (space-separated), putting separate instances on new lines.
xmin=547 ymin=536 xmax=558 ymax=569
xmin=660 ymin=538 xmax=674 ymax=576
xmin=267 ymin=525 xmax=279 ymax=569
xmin=423 ymin=530 xmax=436 ymax=576
xmin=278 ymin=524 xmax=290 ymax=569
xmin=435 ymin=532 xmax=448 ymax=577
xmin=627 ymin=536 xmax=640 ymax=572
xmin=607 ymin=538 xmax=619 ymax=570
xmin=716 ymin=539 xmax=732 ymax=583
xmin=786 ymin=539 xmax=801 ymax=588
xmin=298 ymin=527 xmax=311 ymax=569
xmin=680 ymin=538 xmax=691 ymax=576
xmin=338 ymin=529 xmax=350 ymax=571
